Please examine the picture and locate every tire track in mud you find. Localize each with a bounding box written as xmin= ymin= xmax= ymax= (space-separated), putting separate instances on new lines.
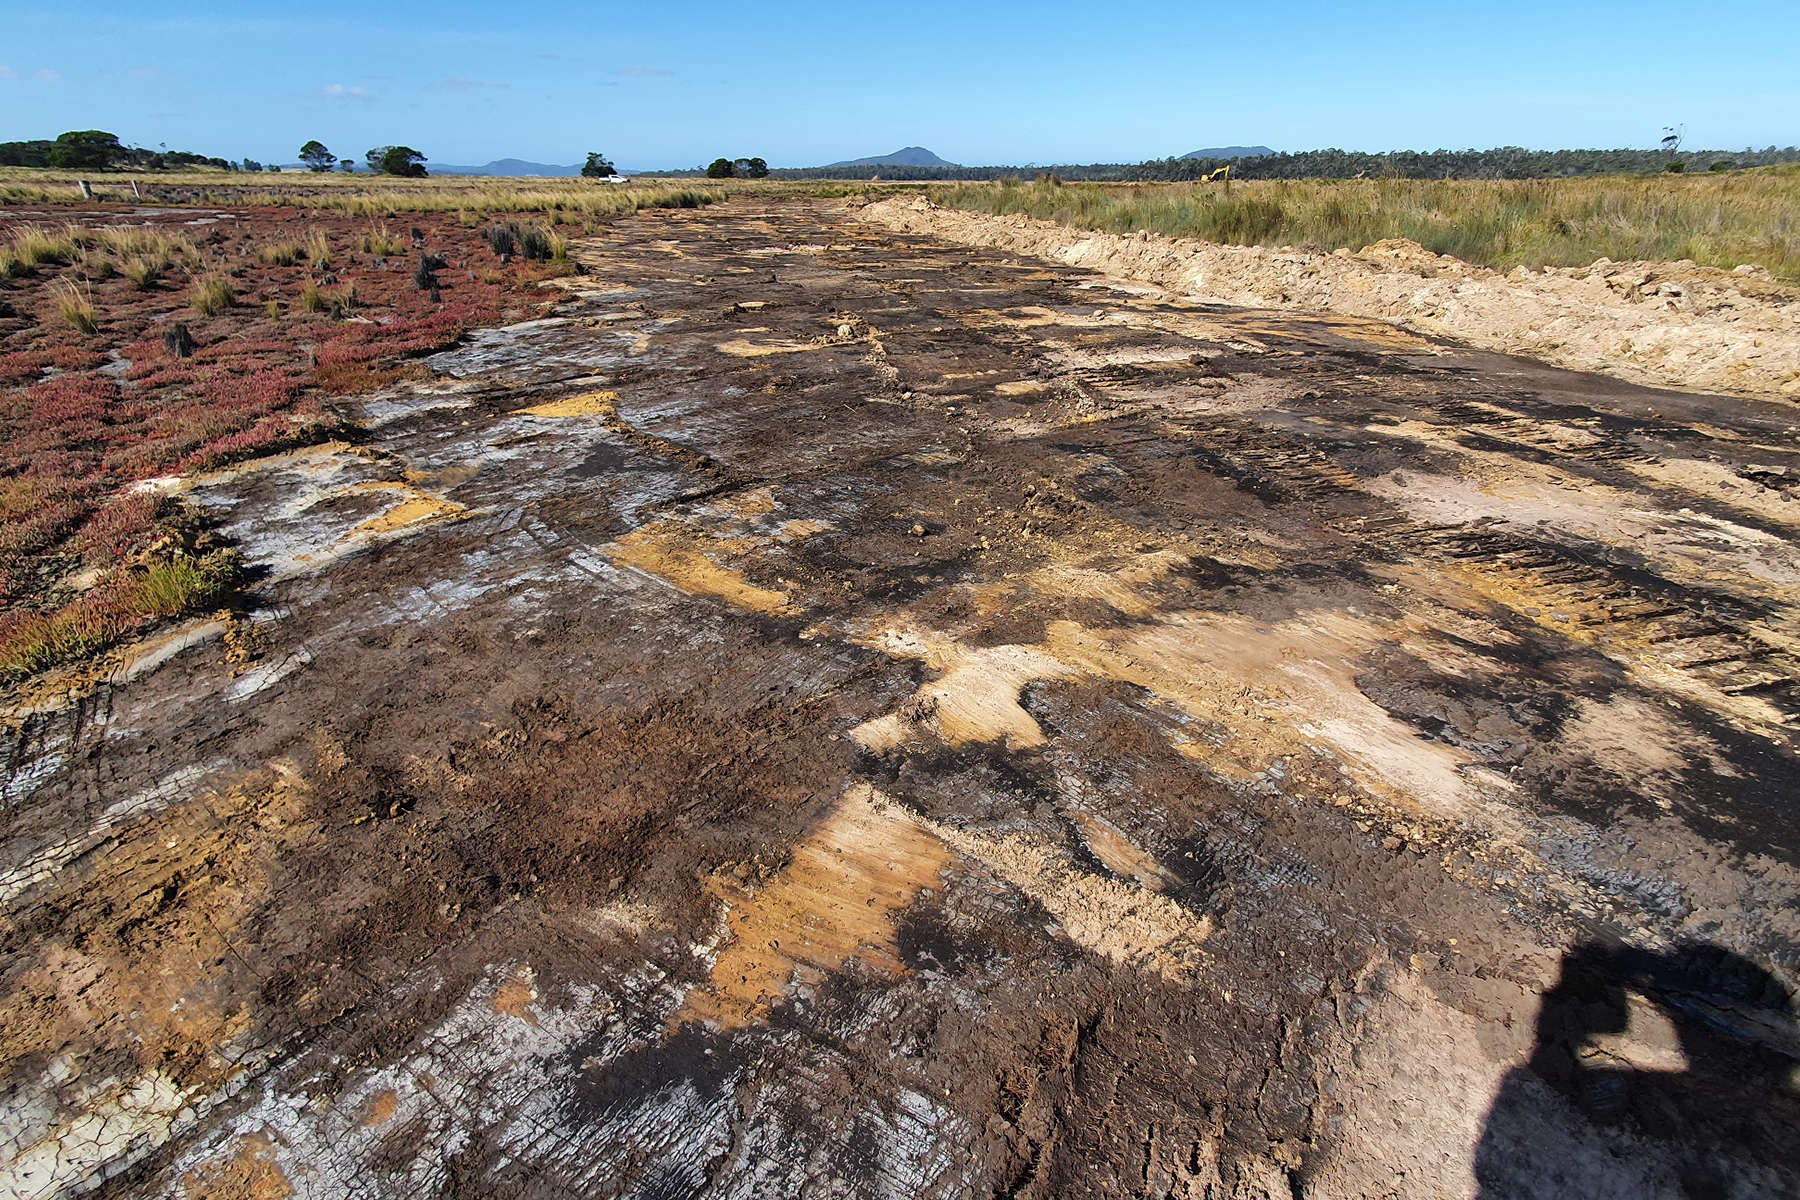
xmin=3 ymin=198 xmax=1799 ymax=1199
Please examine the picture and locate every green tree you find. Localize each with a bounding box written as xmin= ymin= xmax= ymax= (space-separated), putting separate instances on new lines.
xmin=299 ymin=140 xmax=337 ymax=172
xmin=744 ymin=156 xmax=769 ymax=178
xmin=706 ymin=157 xmax=735 ymax=179
xmin=366 ymin=146 xmax=428 ymax=177
xmin=46 ymin=130 xmax=124 ymax=170
xmin=581 ymin=151 xmax=616 ymax=178
xmin=338 ymin=159 xmax=355 ymax=173
xmin=0 ymin=140 xmax=54 ymax=167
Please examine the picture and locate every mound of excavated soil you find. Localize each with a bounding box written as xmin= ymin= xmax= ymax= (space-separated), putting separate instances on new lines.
xmin=860 ymin=195 xmax=1800 ymax=401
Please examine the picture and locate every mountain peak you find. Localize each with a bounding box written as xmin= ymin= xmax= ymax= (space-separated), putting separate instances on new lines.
xmin=1179 ymin=145 xmax=1276 ymax=161
xmin=826 ymin=146 xmax=956 ymax=168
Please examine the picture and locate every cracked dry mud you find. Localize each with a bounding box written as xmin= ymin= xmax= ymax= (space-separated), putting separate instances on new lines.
xmin=3 ymin=199 xmax=1799 ymax=1199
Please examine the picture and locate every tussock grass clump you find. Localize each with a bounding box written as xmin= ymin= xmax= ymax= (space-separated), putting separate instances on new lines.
xmin=484 ymin=223 xmax=517 ymax=258
xmin=936 ymin=170 xmax=1800 ymax=281
xmin=5 ymin=224 xmax=77 ymax=272
xmin=306 ymin=230 xmax=332 ymax=269
xmin=517 ymin=223 xmax=553 ymax=261
xmin=52 ymin=278 xmax=97 ymax=333
xmin=298 ymin=281 xmax=357 ymax=318
xmin=362 ymin=224 xmax=406 ymax=256
xmin=95 ymin=226 xmax=194 ymax=260
xmin=258 ymin=242 xmax=303 ymax=266
xmin=121 ymin=253 xmax=170 ymax=289
xmin=265 ymin=299 xmax=282 ymax=320
xmin=192 ymin=274 xmax=236 ymax=317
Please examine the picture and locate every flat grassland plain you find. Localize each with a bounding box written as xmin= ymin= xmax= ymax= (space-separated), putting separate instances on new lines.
xmin=1 ymin=172 xmax=1798 ymax=1199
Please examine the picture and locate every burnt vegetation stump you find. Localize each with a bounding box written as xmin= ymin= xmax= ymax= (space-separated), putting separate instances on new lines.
xmin=162 ymin=322 xmax=196 ymax=358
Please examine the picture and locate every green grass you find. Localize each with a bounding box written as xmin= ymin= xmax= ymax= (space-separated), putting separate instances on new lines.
xmin=935 ymin=168 xmax=1800 ymax=281
xmin=0 ymin=552 xmax=239 ymax=681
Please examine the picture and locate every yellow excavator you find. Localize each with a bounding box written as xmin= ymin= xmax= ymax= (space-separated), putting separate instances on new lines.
xmin=1199 ymin=164 xmax=1232 ymax=194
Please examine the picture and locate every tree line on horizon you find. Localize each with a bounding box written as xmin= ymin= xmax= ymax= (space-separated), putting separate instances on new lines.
xmin=7 ymin=131 xmax=1799 ymax=182
xmin=0 ymin=130 xmax=242 ymax=172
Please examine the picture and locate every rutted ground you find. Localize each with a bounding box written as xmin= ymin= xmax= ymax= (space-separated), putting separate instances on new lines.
xmin=861 ymin=194 xmax=1800 ymax=401
xmin=2 ymin=198 xmax=1798 ymax=1199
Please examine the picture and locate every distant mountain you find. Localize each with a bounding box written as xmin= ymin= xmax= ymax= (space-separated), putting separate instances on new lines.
xmin=1180 ymin=145 xmax=1276 ymax=160
xmin=826 ymin=146 xmax=956 ymax=168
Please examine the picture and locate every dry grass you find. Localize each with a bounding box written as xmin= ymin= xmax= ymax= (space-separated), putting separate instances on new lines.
xmin=299 ymin=280 xmax=327 ymax=313
xmin=192 ymin=274 xmax=236 ymax=317
xmin=258 ymin=242 xmax=303 ymax=266
xmin=936 ymin=167 xmax=1800 ymax=280
xmin=51 ymin=278 xmax=97 ymax=333
xmin=121 ymin=252 xmax=170 ymax=289
xmin=0 ymin=168 xmax=732 ymax=218
xmin=306 ymin=230 xmax=332 ymax=269
xmin=362 ymin=224 xmax=406 ymax=256
xmin=4 ymin=224 xmax=77 ymax=273
xmin=3 ymin=222 xmax=194 ymax=288
xmin=94 ymin=226 xmax=195 ymax=260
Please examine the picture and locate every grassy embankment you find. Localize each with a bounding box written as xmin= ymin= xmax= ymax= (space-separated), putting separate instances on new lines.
xmin=935 ymin=167 xmax=1800 ymax=281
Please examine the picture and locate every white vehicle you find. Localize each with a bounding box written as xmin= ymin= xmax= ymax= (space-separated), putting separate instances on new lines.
xmin=602 ymin=174 xmax=631 ymax=184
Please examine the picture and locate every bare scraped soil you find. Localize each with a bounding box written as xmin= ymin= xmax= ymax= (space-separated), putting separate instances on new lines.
xmin=3 ymin=198 xmax=1799 ymax=1199
xmin=862 ymin=195 xmax=1800 ymax=402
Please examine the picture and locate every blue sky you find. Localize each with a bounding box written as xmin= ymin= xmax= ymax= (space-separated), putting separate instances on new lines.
xmin=2 ymin=1 xmax=1795 ymax=168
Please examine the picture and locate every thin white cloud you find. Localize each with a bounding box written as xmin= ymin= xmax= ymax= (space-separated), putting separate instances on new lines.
xmin=0 ymin=66 xmax=16 ymax=80
xmin=614 ymin=66 xmax=675 ymax=78
xmin=34 ymin=68 xmax=61 ymax=83
xmin=321 ymin=82 xmax=373 ymax=101
xmin=127 ymin=66 xmax=164 ymax=80
xmin=442 ymin=75 xmax=506 ymax=91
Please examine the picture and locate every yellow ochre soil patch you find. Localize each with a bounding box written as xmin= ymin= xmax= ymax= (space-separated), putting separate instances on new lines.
xmin=714 ymin=336 xmax=827 ymax=357
xmin=343 ymin=482 xmax=463 ymax=539
xmin=604 ymin=486 xmax=826 ymax=618
xmin=179 ymin=1132 xmax=293 ymax=1200
xmin=607 ymin=522 xmax=797 ymax=617
xmin=359 ymin=1089 xmax=400 ymax=1129
xmin=491 ymin=965 xmax=541 ymax=1026
xmin=512 ymin=390 xmax=620 ymax=418
xmin=677 ymin=783 xmax=951 ymax=1029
